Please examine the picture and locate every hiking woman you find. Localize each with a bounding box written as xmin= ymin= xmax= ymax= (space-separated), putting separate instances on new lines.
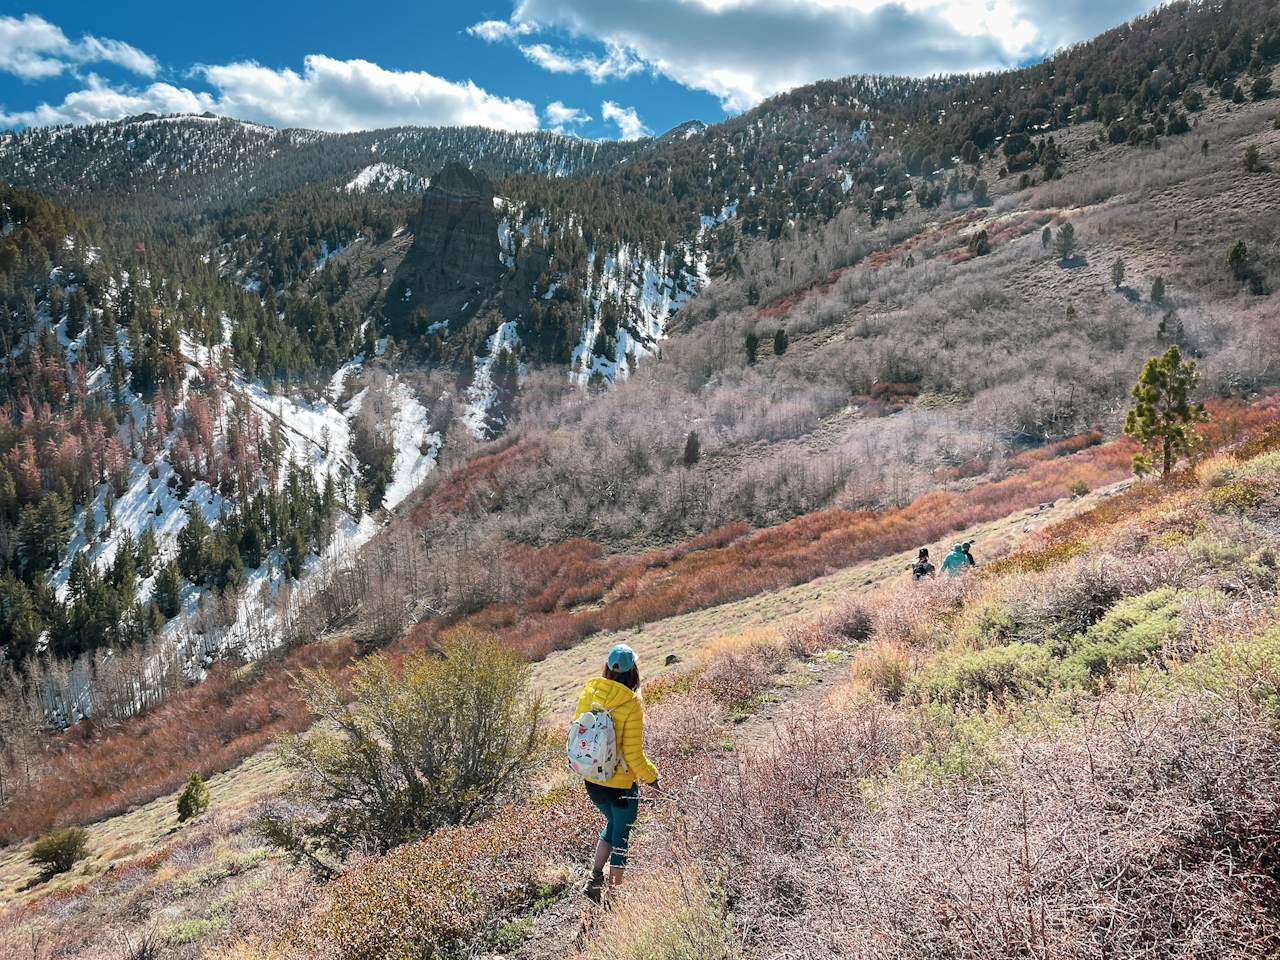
xmin=575 ymin=643 xmax=660 ymax=902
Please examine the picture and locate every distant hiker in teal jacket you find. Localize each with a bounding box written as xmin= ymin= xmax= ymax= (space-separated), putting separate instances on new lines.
xmin=941 ymin=543 xmax=968 ymax=576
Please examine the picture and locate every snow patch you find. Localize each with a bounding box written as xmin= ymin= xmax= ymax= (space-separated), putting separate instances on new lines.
xmin=462 ymin=321 xmax=523 ymax=439
xmin=344 ymin=163 xmax=422 ymax=194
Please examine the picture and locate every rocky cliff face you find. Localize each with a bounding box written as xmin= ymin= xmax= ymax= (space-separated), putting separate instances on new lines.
xmin=386 ymin=163 xmax=503 ymax=330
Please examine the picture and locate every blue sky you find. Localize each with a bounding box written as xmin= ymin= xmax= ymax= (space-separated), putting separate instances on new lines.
xmin=0 ymin=0 xmax=1156 ymax=138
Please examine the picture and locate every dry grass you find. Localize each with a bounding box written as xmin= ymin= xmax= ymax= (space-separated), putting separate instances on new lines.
xmin=575 ymin=867 xmax=740 ymax=960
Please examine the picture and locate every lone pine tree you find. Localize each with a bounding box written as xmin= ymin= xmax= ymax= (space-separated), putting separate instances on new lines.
xmin=1054 ymin=222 xmax=1076 ymax=262
xmin=1123 ymin=344 xmax=1208 ymax=477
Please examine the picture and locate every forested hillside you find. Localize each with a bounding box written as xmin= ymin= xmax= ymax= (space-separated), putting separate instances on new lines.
xmin=0 ymin=180 xmax=450 ymax=729
xmin=1 ymin=0 xmax=1272 ymax=409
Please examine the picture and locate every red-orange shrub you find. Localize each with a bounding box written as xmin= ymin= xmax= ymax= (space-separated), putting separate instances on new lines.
xmin=0 ymin=640 xmax=356 ymax=844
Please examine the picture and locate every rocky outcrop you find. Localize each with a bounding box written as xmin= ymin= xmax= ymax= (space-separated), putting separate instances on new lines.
xmin=386 ymin=163 xmax=503 ymax=329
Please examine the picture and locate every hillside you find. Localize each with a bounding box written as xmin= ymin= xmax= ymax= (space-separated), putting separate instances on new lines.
xmin=4 ymin=415 xmax=1280 ymax=957
xmin=0 ymin=5 xmax=1275 ymax=729
xmin=2 ymin=0 xmax=1276 ymax=408
xmin=0 ymin=0 xmax=1279 ymax=954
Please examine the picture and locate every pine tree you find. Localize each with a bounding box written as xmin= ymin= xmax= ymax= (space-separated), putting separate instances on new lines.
xmin=1110 ymin=256 xmax=1126 ymax=290
xmin=108 ymin=346 xmax=127 ymax=410
xmin=745 ymin=331 xmax=759 ymax=365
xmin=0 ymin=467 xmax=15 ymax=523
xmin=177 ymin=507 xmax=211 ymax=582
xmin=240 ymin=519 xmax=266 ymax=569
xmin=102 ymin=488 xmax=115 ymax=540
xmin=64 ymin=287 xmax=88 ymax=341
xmin=112 ymin=530 xmax=138 ymax=607
xmin=82 ymin=501 xmax=96 ymax=545
xmin=1054 ymin=222 xmax=1076 ymax=262
xmin=1227 ymin=241 xmax=1249 ymax=280
xmin=176 ymin=771 xmax=210 ymax=823
xmin=1123 ymin=344 xmax=1208 ymax=477
xmin=1150 ymin=276 xmax=1165 ymax=303
xmin=68 ymin=552 xmax=93 ymax=601
xmin=0 ymin=573 xmax=41 ymax=661
xmin=284 ymin=527 xmax=308 ymax=581
xmin=683 ymin=431 xmax=701 ymax=467
xmin=136 ymin=524 xmax=158 ymax=579
xmin=153 ymin=562 xmax=183 ymax=619
xmin=773 ymin=329 xmax=789 ymax=355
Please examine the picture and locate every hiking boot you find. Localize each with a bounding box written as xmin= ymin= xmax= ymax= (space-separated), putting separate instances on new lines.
xmin=583 ymin=870 xmax=606 ymax=904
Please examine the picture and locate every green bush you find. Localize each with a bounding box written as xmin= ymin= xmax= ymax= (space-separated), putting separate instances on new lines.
xmin=915 ymin=589 xmax=1185 ymax=704
xmin=1207 ymin=480 xmax=1266 ymax=514
xmin=1058 ymin=588 xmax=1182 ymax=690
xmin=177 ymin=770 xmax=210 ymax=823
xmin=958 ymin=597 xmax=1020 ymax=649
xmin=30 ymin=827 xmax=89 ymax=878
xmin=265 ymin=628 xmax=546 ymax=867
xmin=1186 ymin=627 xmax=1280 ymax=712
xmin=911 ymin=643 xmax=1054 ymax=705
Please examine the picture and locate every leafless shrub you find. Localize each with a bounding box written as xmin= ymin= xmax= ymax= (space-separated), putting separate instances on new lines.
xmin=849 ymin=638 xmax=915 ymax=702
xmin=1002 ymin=552 xmax=1193 ymax=644
xmin=642 ymin=691 xmax=727 ymax=756
xmin=695 ymin=635 xmax=789 ymax=709
xmin=792 ymin=689 xmax=1280 ymax=960
xmin=657 ymin=702 xmax=915 ymax=918
xmin=783 ymin=596 xmax=875 ymax=658
xmin=822 ymin=596 xmax=876 ymax=646
xmin=871 ymin=575 xmax=975 ymax=648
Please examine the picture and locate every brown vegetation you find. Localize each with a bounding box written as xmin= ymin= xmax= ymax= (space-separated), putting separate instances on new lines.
xmin=0 ymin=640 xmax=355 ymax=845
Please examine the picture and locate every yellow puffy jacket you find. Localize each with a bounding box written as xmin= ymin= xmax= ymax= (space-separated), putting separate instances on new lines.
xmin=574 ymin=677 xmax=659 ymax=789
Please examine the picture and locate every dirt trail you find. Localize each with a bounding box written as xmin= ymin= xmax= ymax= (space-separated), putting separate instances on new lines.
xmin=511 ymin=650 xmax=853 ymax=960
xmin=510 ymin=479 xmax=1129 ymax=959
xmin=528 ymin=479 xmax=1123 ymax=720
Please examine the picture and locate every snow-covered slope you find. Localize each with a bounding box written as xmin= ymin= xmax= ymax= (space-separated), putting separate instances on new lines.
xmin=344 ymin=163 xmax=424 ymax=194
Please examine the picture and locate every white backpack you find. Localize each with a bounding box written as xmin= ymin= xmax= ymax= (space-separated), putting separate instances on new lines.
xmin=566 ymin=701 xmax=628 ymax=783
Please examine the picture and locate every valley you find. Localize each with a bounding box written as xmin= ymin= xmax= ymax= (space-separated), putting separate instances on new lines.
xmin=0 ymin=0 xmax=1278 ymax=955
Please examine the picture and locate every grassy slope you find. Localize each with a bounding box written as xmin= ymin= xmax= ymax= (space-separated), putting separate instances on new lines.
xmin=529 ymin=480 xmax=1125 ymax=718
xmin=0 ymin=453 xmax=1137 ymax=955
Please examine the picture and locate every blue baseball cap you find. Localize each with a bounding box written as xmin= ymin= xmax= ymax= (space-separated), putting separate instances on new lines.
xmin=607 ymin=644 xmax=636 ymax=672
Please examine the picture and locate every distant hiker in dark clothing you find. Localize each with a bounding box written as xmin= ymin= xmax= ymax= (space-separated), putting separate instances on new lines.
xmin=911 ymin=548 xmax=935 ymax=580
xmin=941 ymin=543 xmax=968 ymax=576
xmin=961 ymin=540 xmax=977 ymax=567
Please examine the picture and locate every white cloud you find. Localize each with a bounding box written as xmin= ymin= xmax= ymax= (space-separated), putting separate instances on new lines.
xmin=2 ymin=54 xmax=540 ymax=133
xmin=467 ymin=20 xmax=536 ymax=42
xmin=477 ymin=0 xmax=1154 ymax=112
xmin=198 ymin=56 xmax=539 ymax=132
xmin=0 ymin=74 xmax=213 ymax=127
xmin=601 ymin=101 xmax=650 ymax=140
xmin=545 ymin=100 xmax=591 ymax=133
xmin=520 ymin=40 xmax=645 ymax=83
xmin=0 ymin=14 xmax=157 ymax=81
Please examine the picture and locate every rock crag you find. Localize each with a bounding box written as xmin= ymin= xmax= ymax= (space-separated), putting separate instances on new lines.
xmin=386 ymin=163 xmax=504 ymax=330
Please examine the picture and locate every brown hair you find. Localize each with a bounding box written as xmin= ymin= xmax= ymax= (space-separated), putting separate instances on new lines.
xmin=604 ymin=664 xmax=640 ymax=691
